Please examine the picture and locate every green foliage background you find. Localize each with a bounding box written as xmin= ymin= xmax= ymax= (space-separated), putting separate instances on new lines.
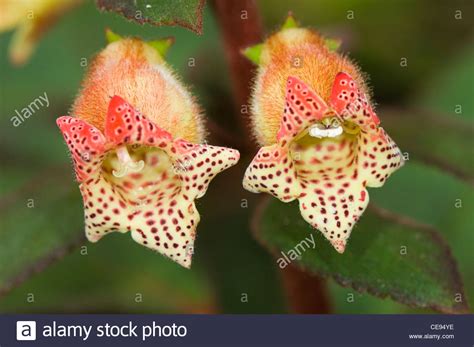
xmin=0 ymin=0 xmax=472 ymax=313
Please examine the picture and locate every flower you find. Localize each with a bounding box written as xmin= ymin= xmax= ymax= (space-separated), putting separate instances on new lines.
xmin=243 ymin=18 xmax=403 ymax=253
xmin=57 ymin=35 xmax=240 ymax=268
xmin=0 ymin=0 xmax=82 ymax=65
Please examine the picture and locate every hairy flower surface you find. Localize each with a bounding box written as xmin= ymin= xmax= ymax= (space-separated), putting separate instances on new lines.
xmin=243 ymin=21 xmax=403 ymax=253
xmin=57 ymin=37 xmax=239 ymax=267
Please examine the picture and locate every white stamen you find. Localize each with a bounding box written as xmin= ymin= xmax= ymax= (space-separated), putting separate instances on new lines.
xmin=112 ymin=146 xmax=145 ymax=178
xmin=309 ymin=124 xmax=343 ymax=138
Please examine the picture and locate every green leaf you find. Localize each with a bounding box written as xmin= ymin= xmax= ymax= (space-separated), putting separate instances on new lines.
xmin=254 ymin=198 xmax=469 ymax=313
xmin=242 ymin=43 xmax=263 ymax=65
xmin=0 ymin=167 xmax=216 ymax=313
xmin=281 ymin=13 xmax=298 ymax=30
xmin=147 ymin=37 xmax=175 ymax=58
xmin=417 ymin=45 xmax=474 ymax=121
xmin=96 ymin=0 xmax=206 ymax=34
xmin=0 ymin=233 xmax=216 ymax=313
xmin=197 ymin=211 xmax=286 ymax=313
xmin=324 ymin=38 xmax=341 ymax=52
xmin=104 ymin=28 xmax=175 ymax=58
xmin=105 ymin=28 xmax=122 ymax=43
xmin=381 ymin=108 xmax=474 ymax=184
xmin=0 ymin=167 xmax=84 ymax=296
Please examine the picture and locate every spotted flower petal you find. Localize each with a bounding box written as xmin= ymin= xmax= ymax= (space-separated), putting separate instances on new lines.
xmin=330 ymin=72 xmax=380 ymax=129
xmin=56 ymin=117 xmax=106 ymax=182
xmin=330 ymin=72 xmax=403 ymax=188
xmin=277 ymin=76 xmax=330 ymax=143
xmin=242 ymin=145 xmax=301 ymax=202
xmin=244 ymin=75 xmax=403 ymax=253
xmin=104 ymin=95 xmax=173 ymax=147
xmin=58 ymin=96 xmax=239 ymax=268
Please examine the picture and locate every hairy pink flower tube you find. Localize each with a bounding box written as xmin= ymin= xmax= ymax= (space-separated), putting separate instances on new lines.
xmin=243 ymin=22 xmax=404 ymax=253
xmin=57 ymin=36 xmax=239 ymax=268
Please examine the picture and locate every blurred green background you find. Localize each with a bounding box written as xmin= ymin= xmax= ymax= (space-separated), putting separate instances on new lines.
xmin=0 ymin=0 xmax=472 ymax=313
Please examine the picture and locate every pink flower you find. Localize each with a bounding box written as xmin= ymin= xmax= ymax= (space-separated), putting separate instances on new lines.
xmin=243 ymin=23 xmax=403 ymax=253
xmin=57 ymin=37 xmax=239 ymax=267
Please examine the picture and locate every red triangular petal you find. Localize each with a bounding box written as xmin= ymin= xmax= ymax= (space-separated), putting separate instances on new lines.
xmin=277 ymin=76 xmax=329 ymax=142
xmin=104 ymin=95 xmax=172 ymax=147
xmin=329 ymin=72 xmax=380 ymax=130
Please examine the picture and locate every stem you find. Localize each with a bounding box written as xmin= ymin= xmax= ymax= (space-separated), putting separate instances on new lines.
xmin=280 ymin=263 xmax=332 ymax=313
xmin=213 ymin=1 xmax=332 ymax=313
xmin=211 ymin=0 xmax=262 ymax=147
xmin=206 ymin=118 xmax=253 ymax=152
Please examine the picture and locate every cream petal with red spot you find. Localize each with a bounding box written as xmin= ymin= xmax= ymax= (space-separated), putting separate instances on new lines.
xmin=291 ymin=136 xmax=369 ymax=253
xmin=329 ymin=72 xmax=403 ymax=186
xmin=56 ymin=116 xmax=106 ymax=182
xmin=244 ymin=73 xmax=403 ymax=253
xmin=243 ymin=76 xmax=329 ymax=202
xmin=172 ymin=139 xmax=240 ymax=199
xmin=243 ymin=145 xmax=301 ymax=202
xmin=57 ymin=96 xmax=239 ymax=268
xmin=358 ymin=128 xmax=403 ymax=188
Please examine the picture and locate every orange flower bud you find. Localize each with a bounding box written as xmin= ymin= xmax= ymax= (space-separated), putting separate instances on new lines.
xmin=72 ymin=37 xmax=205 ymax=143
xmin=57 ymin=34 xmax=240 ymax=267
xmin=243 ymin=18 xmax=403 ymax=253
xmin=251 ymin=27 xmax=366 ymax=146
